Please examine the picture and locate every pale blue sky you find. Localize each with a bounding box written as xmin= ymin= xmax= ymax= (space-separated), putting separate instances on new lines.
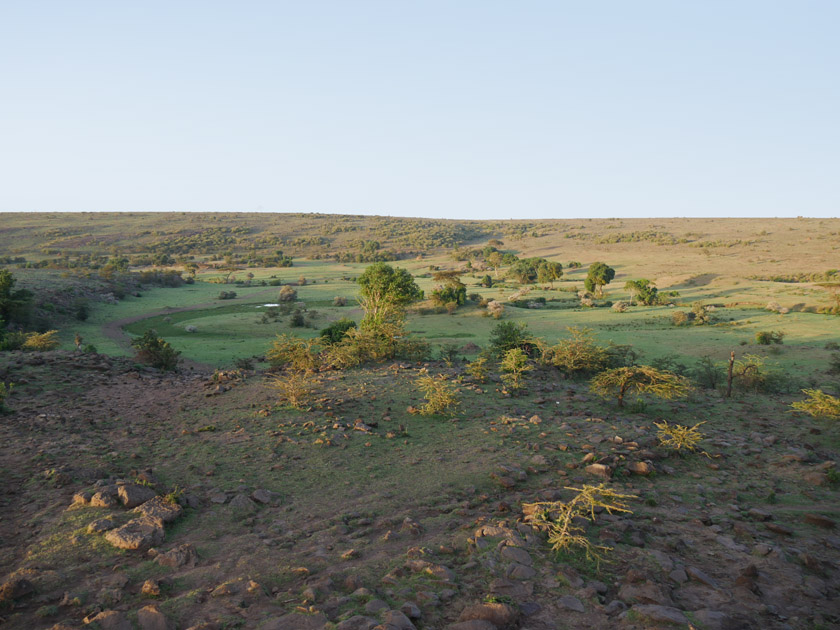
xmin=1 ymin=1 xmax=838 ymax=218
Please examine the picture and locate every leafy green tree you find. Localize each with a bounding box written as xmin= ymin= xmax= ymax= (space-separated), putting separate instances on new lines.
xmin=431 ymin=270 xmax=466 ymax=307
xmin=584 ymin=262 xmax=615 ymax=297
xmin=537 ymin=261 xmax=563 ymax=286
xmin=489 ymin=321 xmax=535 ymax=357
xmin=624 ymin=279 xmax=658 ymax=305
xmin=319 ymin=318 xmax=357 ymax=344
xmin=0 ymin=270 xmax=33 ymax=327
xmin=357 ymin=263 xmax=422 ymax=329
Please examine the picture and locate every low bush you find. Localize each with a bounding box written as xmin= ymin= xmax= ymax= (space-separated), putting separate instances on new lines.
xmin=756 ymin=330 xmax=785 ymax=345
xmin=412 ymin=369 xmax=460 ymax=416
xmin=22 ymin=330 xmax=60 ymax=351
xmin=791 ymin=389 xmax=840 ymax=420
xmin=319 ymin=318 xmax=357 ymax=344
xmin=131 ymin=330 xmax=180 ymax=371
xmin=279 ymin=286 xmax=297 ymax=302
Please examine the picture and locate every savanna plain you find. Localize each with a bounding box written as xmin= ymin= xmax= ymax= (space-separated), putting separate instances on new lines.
xmin=0 ymin=213 xmax=838 ymax=630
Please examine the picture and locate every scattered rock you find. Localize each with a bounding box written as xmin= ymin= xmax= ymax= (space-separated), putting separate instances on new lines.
xmin=400 ymin=602 xmax=421 ymax=619
xmin=90 ymin=491 xmax=120 ymax=508
xmin=627 ymin=604 xmax=688 ymax=625
xmin=0 ymin=576 xmax=34 ymax=603
xmin=505 ymin=562 xmax=536 ymax=580
xmin=229 ymin=493 xmax=258 ymax=514
xmin=584 ymin=463 xmax=612 ymax=478
xmin=686 ymin=566 xmax=719 ymax=589
xmin=252 ymin=488 xmax=272 ymax=504
xmin=87 ymin=517 xmax=117 ymax=533
xmin=627 ymin=461 xmax=654 ymax=475
xmin=377 ymin=610 xmax=416 ymax=630
xmin=803 ymin=513 xmax=836 ymax=529
xmin=154 ymin=543 xmax=198 ymax=568
xmin=133 ymin=496 xmax=183 ymax=523
xmin=558 ymin=595 xmax=585 ymax=612
xmin=105 ymin=517 xmax=165 ymax=550
xmin=499 ymin=546 xmax=532 ymax=566
xmin=259 ymin=612 xmax=328 ymax=630
xmin=765 ymin=522 xmax=793 ymax=536
xmin=444 ymin=623 xmax=497 ymax=630
xmin=84 ymin=610 xmax=132 ymax=630
xmin=457 ymin=602 xmax=519 ymax=629
xmin=336 ymin=617 xmax=379 ymax=630
xmin=118 ymin=484 xmax=157 ymax=508
xmin=137 ymin=605 xmax=175 ymax=630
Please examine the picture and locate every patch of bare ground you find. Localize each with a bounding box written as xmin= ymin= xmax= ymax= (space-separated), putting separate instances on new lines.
xmin=0 ymin=352 xmax=837 ymax=629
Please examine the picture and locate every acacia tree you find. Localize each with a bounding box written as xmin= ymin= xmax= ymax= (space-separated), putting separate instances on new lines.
xmin=624 ymin=279 xmax=658 ymax=306
xmin=537 ymin=261 xmax=563 ymax=286
xmin=357 ymin=263 xmax=422 ymax=329
xmin=431 ymin=270 xmax=466 ymax=307
xmin=590 ymin=366 xmax=690 ymax=407
xmin=584 ymin=262 xmax=615 ymax=297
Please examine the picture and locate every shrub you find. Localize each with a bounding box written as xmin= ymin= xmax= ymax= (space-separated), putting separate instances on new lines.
xmin=333 ymin=296 xmax=347 ymax=306
xmin=499 ymin=348 xmax=532 ymax=392
xmin=320 ymin=318 xmax=357 ymax=344
xmin=731 ymin=354 xmax=788 ymax=392
xmin=791 ymin=389 xmax=840 ymax=420
xmin=655 ymin=421 xmax=707 ymax=453
xmin=590 ymin=366 xmax=690 ymax=407
xmin=489 ymin=321 xmax=534 ymax=357
xmin=438 ymin=343 xmax=460 ymax=365
xmin=269 ymin=371 xmax=316 ymax=409
xmin=23 ymin=330 xmax=60 ymax=351
xmin=692 ymin=356 xmax=722 ymax=389
xmin=412 ymin=369 xmax=460 ymax=416
xmin=218 ymin=291 xmax=237 ymax=300
xmin=756 ymin=330 xmax=785 ymax=345
xmin=0 ymin=382 xmax=12 ymax=410
xmin=0 ymin=331 xmax=28 ymax=351
xmin=82 ymin=344 xmax=98 ymax=354
xmin=234 ymin=357 xmax=254 ymax=371
xmin=266 ymin=334 xmax=321 ymax=372
xmin=290 ymin=311 xmax=306 ymax=328
xmin=672 ymin=311 xmax=690 ymax=326
xmin=830 ymin=352 xmax=840 ymax=374
xmin=612 ymin=301 xmax=629 ymax=313
xmin=542 ymin=327 xmax=609 ymax=376
xmin=486 ymin=300 xmax=505 ymax=319
xmin=131 ymin=330 xmax=180 ymax=371
xmin=279 ymin=285 xmax=298 ymax=302
xmin=185 ymin=325 xmax=198 ymax=333
xmin=523 ymin=484 xmax=635 ymax=565
xmin=465 ymin=356 xmax=489 ymax=382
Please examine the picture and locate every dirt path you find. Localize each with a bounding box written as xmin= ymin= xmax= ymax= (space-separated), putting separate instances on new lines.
xmin=101 ymin=287 xmax=280 ymax=371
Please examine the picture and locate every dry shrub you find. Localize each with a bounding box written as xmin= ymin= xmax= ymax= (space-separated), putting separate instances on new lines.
xmin=523 ymin=484 xmax=635 ymax=565
xmin=542 ymin=327 xmax=609 ymax=375
xmin=499 ymin=348 xmax=532 ymax=392
xmin=266 ymin=334 xmax=321 ymax=372
xmin=654 ymin=420 xmax=708 ymax=454
xmin=23 ymin=330 xmax=60 ymax=351
xmin=465 ymin=356 xmax=489 ymax=382
xmin=412 ymin=369 xmax=460 ymax=416
xmin=269 ymin=371 xmax=317 ymax=409
xmin=333 ymin=296 xmax=347 ymax=306
xmin=278 ymin=285 xmax=298 ymax=302
xmin=791 ymin=389 xmax=840 ymax=420
xmin=486 ymin=300 xmax=505 ymax=319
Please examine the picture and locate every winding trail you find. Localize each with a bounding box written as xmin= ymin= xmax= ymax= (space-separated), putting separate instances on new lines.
xmin=101 ymin=287 xmax=281 ymax=371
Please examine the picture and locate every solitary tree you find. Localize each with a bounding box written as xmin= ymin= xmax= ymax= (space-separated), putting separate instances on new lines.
xmin=537 ymin=261 xmax=563 ymax=286
xmin=590 ymin=366 xmax=690 ymax=407
xmin=624 ymin=279 xmax=658 ymax=306
xmin=584 ymin=262 xmax=615 ymax=297
xmin=357 ymin=263 xmax=422 ymax=329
